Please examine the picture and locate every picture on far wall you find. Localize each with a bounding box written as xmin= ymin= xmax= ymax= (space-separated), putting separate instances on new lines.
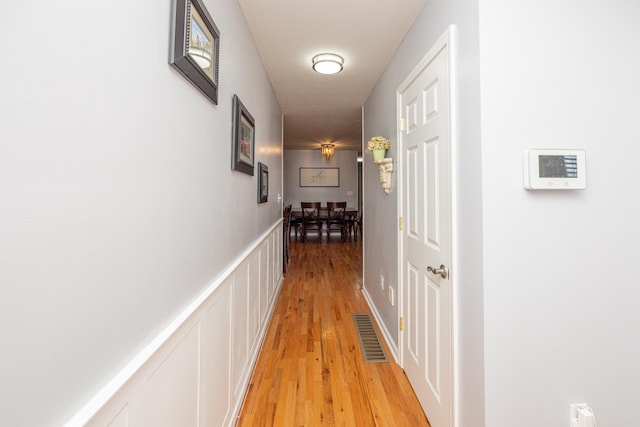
xmin=169 ymin=0 xmax=220 ymax=104
xmin=232 ymin=95 xmax=255 ymax=175
xmin=258 ymin=162 xmax=268 ymax=203
xmin=299 ymin=167 xmax=340 ymax=187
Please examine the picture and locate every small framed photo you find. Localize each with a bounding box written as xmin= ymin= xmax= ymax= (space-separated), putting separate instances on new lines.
xmin=170 ymin=0 xmax=220 ymax=104
xmin=258 ymin=162 xmax=269 ymax=203
xmin=232 ymin=95 xmax=255 ymax=175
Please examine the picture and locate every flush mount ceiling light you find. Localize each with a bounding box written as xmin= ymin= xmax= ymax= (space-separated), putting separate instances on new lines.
xmin=312 ymin=53 xmax=344 ymax=75
xmin=321 ymin=143 xmax=335 ymax=159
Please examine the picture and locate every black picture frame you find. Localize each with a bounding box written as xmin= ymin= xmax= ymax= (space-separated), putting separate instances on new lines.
xmin=258 ymin=162 xmax=268 ymax=203
xmin=232 ymin=95 xmax=255 ymax=175
xmin=170 ymin=0 xmax=220 ymax=104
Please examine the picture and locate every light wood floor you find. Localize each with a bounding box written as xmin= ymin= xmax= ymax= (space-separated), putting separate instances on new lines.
xmin=237 ymin=235 xmax=430 ymax=426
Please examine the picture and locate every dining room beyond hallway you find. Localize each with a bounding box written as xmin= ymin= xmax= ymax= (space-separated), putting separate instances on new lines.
xmin=237 ymin=239 xmax=430 ymax=426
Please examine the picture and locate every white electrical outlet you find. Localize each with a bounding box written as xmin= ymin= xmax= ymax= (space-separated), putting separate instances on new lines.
xmin=388 ymin=286 xmax=394 ymax=306
xmin=379 ymin=274 xmax=385 ymax=290
xmin=570 ymin=403 xmax=595 ymax=427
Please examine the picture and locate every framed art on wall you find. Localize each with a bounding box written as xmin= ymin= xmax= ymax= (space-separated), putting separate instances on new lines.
xmin=232 ymin=95 xmax=255 ymax=175
xmin=299 ymin=168 xmax=340 ymax=187
xmin=258 ymin=162 xmax=268 ymax=203
xmin=169 ymin=0 xmax=220 ymax=104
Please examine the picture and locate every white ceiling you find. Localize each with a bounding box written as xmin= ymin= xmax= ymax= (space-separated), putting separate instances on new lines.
xmin=237 ymin=0 xmax=426 ymax=152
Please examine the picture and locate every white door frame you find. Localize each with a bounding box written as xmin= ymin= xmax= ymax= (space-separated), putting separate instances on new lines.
xmin=396 ymin=25 xmax=458 ymax=426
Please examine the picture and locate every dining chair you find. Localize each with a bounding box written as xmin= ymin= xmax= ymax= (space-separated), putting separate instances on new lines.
xmin=282 ymin=204 xmax=292 ymax=272
xmin=351 ymin=210 xmax=362 ymax=241
xmin=289 ymin=206 xmax=303 ymax=240
xmin=326 ymin=201 xmax=348 ymax=241
xmin=300 ymin=202 xmax=322 ymax=242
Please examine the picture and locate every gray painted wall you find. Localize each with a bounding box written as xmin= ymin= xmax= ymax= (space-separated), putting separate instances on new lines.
xmin=0 ymin=0 xmax=282 ymax=425
xmin=480 ymin=0 xmax=640 ymax=426
xmin=283 ymin=150 xmax=359 ymax=209
xmin=363 ymin=0 xmax=484 ymax=425
xmin=365 ymin=0 xmax=640 ymax=425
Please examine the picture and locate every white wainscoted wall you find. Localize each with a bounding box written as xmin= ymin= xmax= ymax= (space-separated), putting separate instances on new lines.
xmin=0 ymin=0 xmax=283 ymax=424
xmin=67 ymin=223 xmax=283 ymax=427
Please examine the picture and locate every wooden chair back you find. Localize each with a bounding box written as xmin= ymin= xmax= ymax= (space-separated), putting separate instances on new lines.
xmin=326 ymin=202 xmax=346 ymax=222
xmin=283 ymin=204 xmax=292 ymax=271
xmin=300 ymin=202 xmax=322 ymax=241
xmin=301 ymin=202 xmax=321 ymax=222
xmin=326 ymin=201 xmax=347 ymax=240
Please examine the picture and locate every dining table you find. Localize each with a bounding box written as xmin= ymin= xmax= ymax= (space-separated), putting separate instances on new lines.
xmin=290 ymin=206 xmax=359 ymax=240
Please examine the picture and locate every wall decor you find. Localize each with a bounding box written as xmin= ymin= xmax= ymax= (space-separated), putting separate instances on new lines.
xmin=258 ymin=162 xmax=269 ymax=203
xmin=374 ymin=158 xmax=394 ymax=194
xmin=299 ymin=167 xmax=340 ymax=187
xmin=232 ymin=95 xmax=255 ymax=175
xmin=169 ymin=0 xmax=220 ymax=104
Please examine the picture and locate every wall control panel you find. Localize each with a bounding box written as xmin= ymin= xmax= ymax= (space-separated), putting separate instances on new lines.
xmin=523 ymin=149 xmax=586 ymax=190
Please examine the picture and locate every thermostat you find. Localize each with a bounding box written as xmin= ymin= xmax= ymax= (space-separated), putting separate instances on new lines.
xmin=523 ymin=149 xmax=586 ymax=190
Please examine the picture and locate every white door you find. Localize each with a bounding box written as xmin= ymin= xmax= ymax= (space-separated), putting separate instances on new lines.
xmin=399 ymin=29 xmax=452 ymax=427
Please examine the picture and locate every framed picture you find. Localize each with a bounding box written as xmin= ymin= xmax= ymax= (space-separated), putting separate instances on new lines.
xmin=258 ymin=162 xmax=269 ymax=203
xmin=169 ymin=0 xmax=220 ymax=104
xmin=232 ymin=95 xmax=255 ymax=175
xmin=299 ymin=168 xmax=340 ymax=187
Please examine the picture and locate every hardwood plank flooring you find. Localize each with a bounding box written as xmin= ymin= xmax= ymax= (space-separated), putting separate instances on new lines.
xmin=237 ymin=237 xmax=430 ymax=426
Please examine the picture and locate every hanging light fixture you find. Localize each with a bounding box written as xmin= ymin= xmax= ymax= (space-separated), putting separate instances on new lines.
xmin=312 ymin=53 xmax=344 ymax=75
xmin=321 ymin=143 xmax=335 ymax=159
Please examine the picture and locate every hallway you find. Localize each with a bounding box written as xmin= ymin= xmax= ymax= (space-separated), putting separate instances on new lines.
xmin=237 ymin=238 xmax=429 ymax=426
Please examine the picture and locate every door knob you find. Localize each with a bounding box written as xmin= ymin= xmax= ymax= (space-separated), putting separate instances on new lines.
xmin=427 ymin=264 xmax=448 ymax=279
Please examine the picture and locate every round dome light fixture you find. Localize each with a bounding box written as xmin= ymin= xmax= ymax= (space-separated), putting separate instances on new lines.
xmin=312 ymin=53 xmax=344 ymax=75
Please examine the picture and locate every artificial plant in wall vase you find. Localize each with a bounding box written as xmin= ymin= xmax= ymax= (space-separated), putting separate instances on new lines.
xmin=367 ymin=136 xmax=390 ymax=161
xmin=367 ymin=136 xmax=394 ymax=194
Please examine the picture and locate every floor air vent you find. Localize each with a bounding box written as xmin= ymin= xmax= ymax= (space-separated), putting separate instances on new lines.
xmin=352 ymin=313 xmax=389 ymax=363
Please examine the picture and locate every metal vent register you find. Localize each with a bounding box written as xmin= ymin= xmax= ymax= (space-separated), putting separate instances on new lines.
xmin=352 ymin=313 xmax=389 ymax=363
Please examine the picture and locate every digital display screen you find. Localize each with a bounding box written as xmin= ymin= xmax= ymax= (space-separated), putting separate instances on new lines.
xmin=539 ymin=155 xmax=578 ymax=178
